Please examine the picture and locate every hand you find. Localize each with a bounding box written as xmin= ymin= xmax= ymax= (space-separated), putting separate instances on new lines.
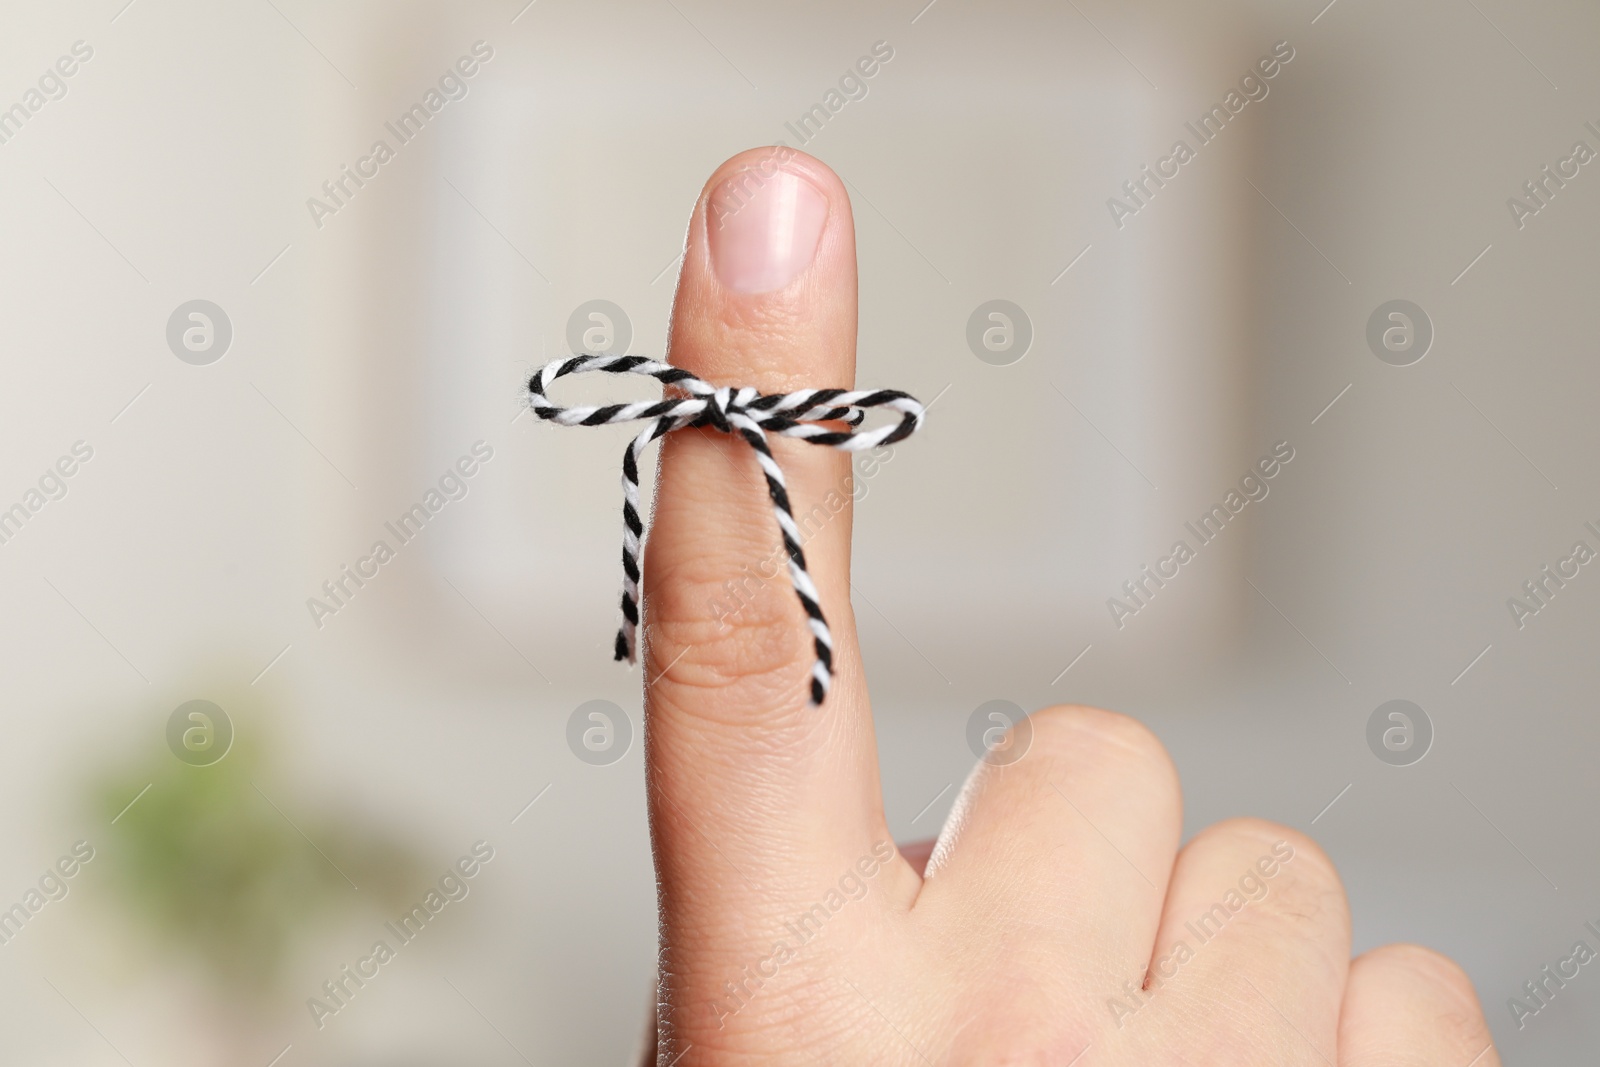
xmin=637 ymin=146 xmax=1499 ymax=1065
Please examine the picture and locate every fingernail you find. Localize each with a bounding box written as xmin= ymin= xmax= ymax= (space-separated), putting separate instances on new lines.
xmin=707 ymin=167 xmax=828 ymax=294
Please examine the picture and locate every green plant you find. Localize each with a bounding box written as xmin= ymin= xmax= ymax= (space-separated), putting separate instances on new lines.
xmin=90 ymin=725 xmax=423 ymax=997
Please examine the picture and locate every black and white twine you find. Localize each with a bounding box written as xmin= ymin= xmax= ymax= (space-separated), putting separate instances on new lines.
xmin=526 ymin=353 xmax=925 ymax=705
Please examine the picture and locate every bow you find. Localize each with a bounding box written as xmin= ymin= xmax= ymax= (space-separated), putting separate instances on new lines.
xmin=526 ymin=353 xmax=925 ymax=705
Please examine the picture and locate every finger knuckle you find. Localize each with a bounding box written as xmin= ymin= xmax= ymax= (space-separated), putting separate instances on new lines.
xmin=1359 ymin=942 xmax=1483 ymax=1013
xmin=644 ymin=555 xmax=814 ymax=718
xmin=1027 ymin=704 xmax=1176 ymax=780
xmin=1195 ymin=818 xmax=1341 ymax=890
xmin=1184 ymin=818 xmax=1350 ymax=957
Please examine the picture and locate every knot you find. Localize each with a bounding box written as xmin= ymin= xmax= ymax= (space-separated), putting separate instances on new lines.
xmin=526 ymin=353 xmax=926 ymax=706
xmin=704 ymin=385 xmax=753 ymax=433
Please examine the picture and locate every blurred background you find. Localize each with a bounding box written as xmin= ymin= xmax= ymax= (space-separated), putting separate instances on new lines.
xmin=1 ymin=0 xmax=1597 ymax=1061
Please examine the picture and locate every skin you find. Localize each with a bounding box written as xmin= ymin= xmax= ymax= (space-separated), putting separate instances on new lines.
xmin=636 ymin=147 xmax=1501 ymax=1065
